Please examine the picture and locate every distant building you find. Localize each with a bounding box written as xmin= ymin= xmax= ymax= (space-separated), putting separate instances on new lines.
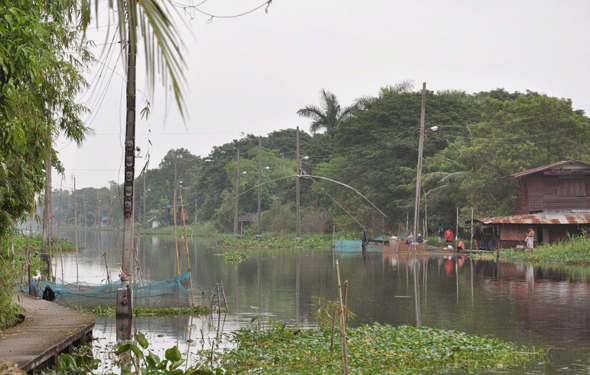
xmin=473 ymin=160 xmax=590 ymax=248
xmin=100 ymin=216 xmax=110 ymax=228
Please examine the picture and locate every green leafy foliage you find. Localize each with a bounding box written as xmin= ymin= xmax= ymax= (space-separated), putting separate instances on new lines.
xmin=218 ymin=234 xmax=332 ymax=249
xmin=221 ymin=323 xmax=545 ymax=374
xmin=73 ymin=305 xmax=210 ymax=317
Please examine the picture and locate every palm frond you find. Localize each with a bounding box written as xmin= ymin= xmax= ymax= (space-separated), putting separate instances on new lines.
xmin=79 ymin=0 xmax=187 ymax=118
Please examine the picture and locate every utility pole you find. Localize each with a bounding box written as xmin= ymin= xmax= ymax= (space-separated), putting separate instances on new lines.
xmin=118 ymin=9 xmax=137 ymax=323
xmin=412 ymin=82 xmax=427 ymax=242
xmin=233 ymin=148 xmax=240 ymax=237
xmin=96 ymin=190 xmax=100 ymax=228
xmin=257 ymin=138 xmax=262 ymax=239
xmin=296 ymin=127 xmax=301 ymax=240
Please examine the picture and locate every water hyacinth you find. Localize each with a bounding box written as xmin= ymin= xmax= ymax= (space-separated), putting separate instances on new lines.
xmin=217 ymin=323 xmax=545 ymax=374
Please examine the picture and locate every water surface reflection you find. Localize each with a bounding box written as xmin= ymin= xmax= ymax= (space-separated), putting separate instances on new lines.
xmin=50 ymin=230 xmax=590 ymax=373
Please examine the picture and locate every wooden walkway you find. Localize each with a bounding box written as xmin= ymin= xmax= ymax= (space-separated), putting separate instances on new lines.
xmin=0 ymin=293 xmax=95 ymax=374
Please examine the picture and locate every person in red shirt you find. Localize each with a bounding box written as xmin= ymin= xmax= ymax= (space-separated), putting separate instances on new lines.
xmin=444 ymin=229 xmax=453 ymax=246
xmin=457 ymin=238 xmax=465 ymax=251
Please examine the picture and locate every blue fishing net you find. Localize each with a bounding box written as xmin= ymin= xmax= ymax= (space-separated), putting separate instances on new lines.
xmin=25 ymin=272 xmax=192 ymax=308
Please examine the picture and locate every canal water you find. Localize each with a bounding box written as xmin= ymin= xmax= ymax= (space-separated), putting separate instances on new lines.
xmin=46 ymin=229 xmax=590 ymax=374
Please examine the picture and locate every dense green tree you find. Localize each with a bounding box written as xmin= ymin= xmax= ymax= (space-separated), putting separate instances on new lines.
xmin=325 ymin=88 xmax=479 ymax=233
xmin=0 ymin=0 xmax=92 ymax=329
xmin=452 ymin=94 xmax=590 ymax=217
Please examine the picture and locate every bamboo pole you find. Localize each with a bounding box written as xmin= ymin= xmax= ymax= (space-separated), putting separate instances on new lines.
xmin=173 ymin=187 xmax=180 ymax=276
xmin=74 ymin=177 xmax=79 ymax=287
xmin=335 ymin=260 xmax=348 ymax=375
xmin=331 ymin=305 xmax=337 ymax=353
xmin=179 ymin=187 xmax=195 ymax=307
xmin=220 ymin=280 xmax=229 ymax=313
xmin=216 ymin=283 xmax=222 ymax=314
xmin=57 ymin=180 xmax=63 ymax=280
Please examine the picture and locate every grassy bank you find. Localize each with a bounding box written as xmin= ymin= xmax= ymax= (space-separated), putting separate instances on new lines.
xmin=474 ymin=234 xmax=590 ymax=265
xmin=139 ymin=221 xmax=216 ymax=236
xmin=11 ymin=233 xmax=77 ymax=253
xmin=73 ymin=305 xmax=210 ymax=317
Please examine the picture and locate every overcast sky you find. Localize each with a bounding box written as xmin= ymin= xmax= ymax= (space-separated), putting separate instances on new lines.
xmin=52 ymin=0 xmax=590 ymax=190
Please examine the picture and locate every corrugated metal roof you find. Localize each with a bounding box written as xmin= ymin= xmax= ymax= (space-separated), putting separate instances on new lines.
xmin=474 ymin=211 xmax=590 ymax=225
xmin=501 ymin=160 xmax=590 ymax=180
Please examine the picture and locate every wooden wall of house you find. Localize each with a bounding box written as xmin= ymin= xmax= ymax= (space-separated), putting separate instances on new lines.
xmin=496 ymin=224 xmax=589 ymax=248
xmin=518 ymin=174 xmax=590 ymax=213
xmin=499 ymin=224 xmax=531 ymax=242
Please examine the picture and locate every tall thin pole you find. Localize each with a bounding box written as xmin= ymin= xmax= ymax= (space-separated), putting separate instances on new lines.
xmin=257 ymin=138 xmax=262 ymax=238
xmin=57 ymin=181 xmax=63 ymax=280
xmin=119 ymin=8 xmax=137 ymax=321
xmin=74 ymin=178 xmax=79 ymax=286
xmin=470 ymin=208 xmax=474 ymax=250
xmin=335 ymin=260 xmax=348 ymax=374
xmin=456 ymin=207 xmax=459 ymax=247
xmin=97 ymin=190 xmax=100 ymax=228
xmin=424 ymin=191 xmax=428 ymax=241
xmin=413 ymin=82 xmax=427 ymax=241
xmin=234 ymin=149 xmax=240 ymax=237
xmin=296 ymin=127 xmax=301 ymax=240
xmin=42 ymin=148 xmax=52 ymax=277
xmin=179 ymin=187 xmax=194 ymax=306
xmin=173 ymin=187 xmax=180 ymax=276
xmin=143 ymin=174 xmax=146 ymax=228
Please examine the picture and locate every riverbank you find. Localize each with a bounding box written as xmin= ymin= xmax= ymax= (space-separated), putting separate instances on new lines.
xmin=472 ymin=235 xmax=590 ymax=265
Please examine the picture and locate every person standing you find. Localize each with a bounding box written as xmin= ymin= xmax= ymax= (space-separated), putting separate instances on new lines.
xmin=525 ymin=227 xmax=534 ymax=251
xmin=444 ymin=228 xmax=453 ymax=246
xmin=438 ymin=223 xmax=444 ymax=247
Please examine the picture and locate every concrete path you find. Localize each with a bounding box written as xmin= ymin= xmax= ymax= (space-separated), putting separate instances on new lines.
xmin=0 ymin=293 xmax=95 ymax=374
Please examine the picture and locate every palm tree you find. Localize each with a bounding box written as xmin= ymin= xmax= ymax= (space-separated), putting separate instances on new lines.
xmin=355 ymin=80 xmax=414 ymax=109
xmin=297 ymin=89 xmax=357 ymax=139
xmin=78 ymin=0 xmax=187 ymax=116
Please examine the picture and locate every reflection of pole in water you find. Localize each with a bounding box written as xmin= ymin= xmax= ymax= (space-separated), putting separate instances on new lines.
xmin=470 ymin=258 xmax=474 ymax=306
xmin=116 ymin=316 xmax=133 ymax=371
xmin=413 ymin=260 xmax=422 ymax=327
xmin=422 ymin=257 xmax=427 ymax=305
xmin=234 ymin=265 xmax=239 ymax=313
xmin=257 ymin=252 xmax=261 ymax=323
xmin=455 ymin=256 xmax=459 ymax=303
xmin=296 ymin=253 xmax=300 ymax=325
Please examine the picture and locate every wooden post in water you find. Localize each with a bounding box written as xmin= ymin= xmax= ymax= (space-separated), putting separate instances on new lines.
xmin=57 ymin=180 xmax=63 ymax=280
xmin=335 ymin=260 xmax=348 ymax=375
xmin=179 ymin=187 xmax=194 ymax=306
xmin=74 ymin=177 xmax=79 ymax=287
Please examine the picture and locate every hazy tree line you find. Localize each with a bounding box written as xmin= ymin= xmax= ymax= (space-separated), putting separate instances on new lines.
xmin=48 ymin=85 xmax=590 ymax=238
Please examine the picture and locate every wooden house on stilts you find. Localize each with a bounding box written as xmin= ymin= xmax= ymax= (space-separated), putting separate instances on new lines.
xmin=473 ymin=160 xmax=590 ymax=249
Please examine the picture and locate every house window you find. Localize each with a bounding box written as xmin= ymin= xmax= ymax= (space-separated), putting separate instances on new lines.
xmin=558 ymin=177 xmax=586 ymax=197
